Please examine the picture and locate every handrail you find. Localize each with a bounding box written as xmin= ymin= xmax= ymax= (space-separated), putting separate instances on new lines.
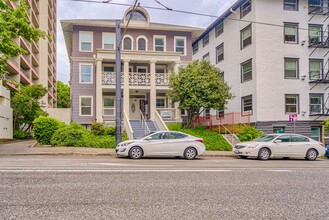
xmin=140 ymin=109 xmax=150 ymax=135
xmin=123 ymin=110 xmax=134 ymax=140
xmin=155 ymin=110 xmax=169 ymax=131
xmin=220 ymin=124 xmax=240 ymax=146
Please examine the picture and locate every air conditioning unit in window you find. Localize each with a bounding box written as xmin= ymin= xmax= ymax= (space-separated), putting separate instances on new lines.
xmin=242 ymin=110 xmax=252 ymax=116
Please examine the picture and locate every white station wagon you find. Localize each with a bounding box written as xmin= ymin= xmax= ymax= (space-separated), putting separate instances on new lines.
xmin=116 ymin=131 xmax=206 ymax=159
xmin=234 ymin=134 xmax=326 ymax=160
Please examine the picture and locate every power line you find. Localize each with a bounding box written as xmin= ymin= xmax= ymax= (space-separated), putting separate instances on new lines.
xmin=119 ymin=0 xmax=138 ymax=47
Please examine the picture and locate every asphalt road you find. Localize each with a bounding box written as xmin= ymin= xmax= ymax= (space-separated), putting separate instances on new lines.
xmin=1 ymin=156 xmax=329 ymax=220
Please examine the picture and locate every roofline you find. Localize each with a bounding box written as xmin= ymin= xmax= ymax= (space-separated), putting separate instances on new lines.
xmin=192 ymin=0 xmax=248 ymax=46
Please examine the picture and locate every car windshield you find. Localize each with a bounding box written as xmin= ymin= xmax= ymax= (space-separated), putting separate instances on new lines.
xmin=253 ymin=135 xmax=278 ymax=142
xmin=140 ymin=132 xmax=155 ymax=139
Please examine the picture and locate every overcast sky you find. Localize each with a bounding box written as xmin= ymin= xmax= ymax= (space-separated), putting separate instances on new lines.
xmin=57 ymin=0 xmax=237 ymax=84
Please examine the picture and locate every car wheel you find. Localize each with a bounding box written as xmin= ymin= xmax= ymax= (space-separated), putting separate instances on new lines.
xmin=258 ymin=148 xmax=270 ymax=160
xmin=239 ymin=155 xmax=248 ymax=159
xmin=184 ymin=147 xmax=197 ymax=160
xmin=129 ymin=146 xmax=143 ymax=159
xmin=305 ymin=149 xmax=318 ymax=161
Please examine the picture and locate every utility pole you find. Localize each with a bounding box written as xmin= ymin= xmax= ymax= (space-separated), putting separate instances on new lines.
xmin=115 ymin=19 xmax=122 ymax=145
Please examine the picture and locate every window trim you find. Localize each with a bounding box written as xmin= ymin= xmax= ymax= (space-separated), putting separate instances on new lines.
xmin=79 ymin=96 xmax=93 ymax=117
xmin=216 ymin=43 xmax=224 ymax=64
xmin=309 ymin=93 xmax=324 ymax=115
xmin=240 ymin=0 xmax=252 ymax=19
xmin=153 ymin=35 xmax=166 ymax=52
xmin=122 ymin=34 xmax=134 ymax=51
xmin=193 ymin=43 xmax=199 ymax=55
xmin=309 ymin=24 xmax=323 ymax=45
xmin=156 ymin=97 xmax=166 ymax=109
xmin=203 ymin=52 xmax=210 ymax=61
xmin=283 ymin=0 xmax=299 ymax=11
xmin=103 ymin=96 xmax=115 ymax=116
xmin=309 ymin=59 xmax=323 ymax=80
xmin=284 ymin=22 xmax=299 ymax=44
xmin=137 ymin=66 xmax=149 ymax=73
xmin=241 ymin=95 xmax=253 ymax=116
xmin=79 ymin=31 xmax=93 ymax=52
xmin=174 ymin=36 xmax=187 ymax=56
xmin=155 ymin=65 xmax=167 ymax=73
xmin=203 ymin=33 xmax=209 ymax=47
xmin=102 ymin=32 xmax=115 ymax=50
xmin=241 ymin=59 xmax=252 ymax=83
xmin=215 ymin=22 xmax=224 ymax=38
xmin=136 ymin=35 xmax=148 ymax=51
xmin=103 ymin=64 xmax=115 ymax=72
xmin=79 ymin=63 xmax=93 ymax=84
xmin=284 ymin=57 xmax=299 ymax=79
xmin=285 ymin=94 xmax=299 ymax=114
xmin=241 ymin=24 xmax=252 ymax=49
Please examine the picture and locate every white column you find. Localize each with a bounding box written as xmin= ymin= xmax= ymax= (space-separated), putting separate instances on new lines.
xmin=174 ymin=61 xmax=182 ymax=122
xmin=123 ymin=59 xmax=130 ymax=119
xmin=150 ymin=60 xmax=157 ymax=120
xmin=96 ymin=58 xmax=103 ymax=123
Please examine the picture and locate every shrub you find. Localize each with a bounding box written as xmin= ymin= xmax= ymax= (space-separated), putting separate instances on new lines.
xmin=236 ymin=125 xmax=263 ymax=142
xmin=50 ymin=123 xmax=86 ymax=147
xmin=33 ymin=116 xmax=64 ymax=145
xmin=91 ymin=121 xmax=105 ymax=135
xmin=13 ymin=130 xmax=29 ymax=139
xmin=104 ymin=126 xmax=116 ymax=136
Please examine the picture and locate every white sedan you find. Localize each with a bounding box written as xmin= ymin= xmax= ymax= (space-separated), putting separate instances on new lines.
xmin=116 ymin=131 xmax=206 ymax=159
xmin=233 ymin=134 xmax=326 ymax=160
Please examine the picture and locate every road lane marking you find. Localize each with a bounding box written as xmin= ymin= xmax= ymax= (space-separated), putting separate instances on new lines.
xmin=0 ymin=169 xmax=233 ymax=173
xmin=91 ymin=163 xmax=174 ymax=167
xmin=267 ymin=170 xmax=293 ymax=172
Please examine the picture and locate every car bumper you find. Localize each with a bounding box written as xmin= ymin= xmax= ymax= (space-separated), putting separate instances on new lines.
xmin=233 ymin=148 xmax=259 ymax=157
xmin=116 ymin=148 xmax=129 ymax=157
xmin=325 ymin=149 xmax=329 ymax=157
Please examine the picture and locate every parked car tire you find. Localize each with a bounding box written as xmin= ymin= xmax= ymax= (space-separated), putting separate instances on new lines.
xmin=239 ymin=155 xmax=248 ymax=159
xmin=258 ymin=148 xmax=271 ymax=160
xmin=184 ymin=147 xmax=197 ymax=160
xmin=305 ymin=149 xmax=318 ymax=161
xmin=129 ymin=146 xmax=143 ymax=159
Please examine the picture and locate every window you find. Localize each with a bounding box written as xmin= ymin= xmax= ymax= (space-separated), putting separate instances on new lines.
xmin=154 ymin=36 xmax=166 ymax=52
xmin=242 ymin=95 xmax=252 ymax=115
xmin=240 ymin=0 xmax=251 ymax=18
xmin=216 ymin=43 xmax=224 ymax=63
xmin=156 ymin=65 xmax=166 ymax=73
xmin=79 ymin=31 xmax=93 ymax=52
xmin=284 ymin=23 xmax=298 ymax=44
xmin=102 ymin=33 xmax=115 ymax=50
xmin=170 ymin=132 xmax=188 ymax=139
xmin=311 ymin=127 xmax=321 ymax=141
xmin=241 ymin=59 xmax=252 ymax=82
xmin=284 ymin=58 xmax=299 ymax=79
xmin=309 ymin=25 xmax=322 ymax=45
xmin=241 ymin=25 xmax=252 ymax=49
xmin=80 ymin=96 xmax=93 ymax=116
xmin=204 ymin=109 xmax=210 ymax=117
xmin=125 ymin=10 xmax=147 ymax=21
xmin=103 ymin=97 xmax=115 ymax=116
xmin=284 ymin=0 xmax=298 ymax=11
xmin=291 ymin=135 xmax=309 ymax=142
xmin=276 ymin=135 xmax=291 ymax=142
xmin=123 ymin=36 xmax=133 ymax=50
xmin=273 ymin=126 xmax=285 ymax=134
xmin=310 ymin=94 xmax=323 ymax=114
xmin=80 ymin=64 xmax=93 ymax=83
xmin=193 ymin=43 xmax=199 ymax=55
xmin=175 ymin=36 xmax=186 ymax=55
xmin=285 ymin=94 xmax=299 ymax=114
xmin=103 ymin=66 xmax=115 ymax=72
xmin=137 ymin=37 xmax=147 ymax=51
xmin=203 ymin=34 xmax=209 ymax=47
xmin=309 ymin=0 xmax=323 ymax=13
xmin=309 ymin=59 xmax=323 ymax=80
xmin=203 ymin=53 xmax=210 ymax=61
xmin=215 ymin=22 xmax=224 ymax=37
xmin=156 ymin=98 xmax=165 ymax=108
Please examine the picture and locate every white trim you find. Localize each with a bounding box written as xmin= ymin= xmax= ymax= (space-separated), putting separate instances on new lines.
xmin=103 ymin=96 xmax=115 ymax=116
xmin=79 ymin=63 xmax=93 ymax=84
xmin=137 ymin=66 xmax=149 ymax=73
xmin=156 ymin=97 xmax=167 ymax=108
xmin=153 ymin=35 xmax=166 ymax=52
xmin=174 ymin=36 xmax=187 ymax=56
xmin=79 ymin=31 xmax=93 ymax=52
xmin=102 ymin=64 xmax=115 ymax=72
xmin=136 ymin=35 xmax=148 ymax=51
xmin=79 ymin=96 xmax=93 ymax=117
xmin=122 ymin=34 xmax=134 ymax=51
xmin=102 ymin=32 xmax=116 ymax=50
xmin=156 ymin=65 xmax=167 ymax=73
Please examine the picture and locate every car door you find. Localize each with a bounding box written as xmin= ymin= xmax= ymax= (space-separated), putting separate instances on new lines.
xmin=143 ymin=132 xmax=170 ymax=156
xmin=271 ymin=135 xmax=291 ymax=156
xmin=166 ymin=132 xmax=189 ymax=155
xmin=290 ymin=135 xmax=310 ymax=156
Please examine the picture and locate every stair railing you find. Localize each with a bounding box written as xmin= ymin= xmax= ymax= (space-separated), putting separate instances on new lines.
xmin=123 ymin=110 xmax=134 ymax=140
xmin=220 ymin=124 xmax=240 ymax=146
xmin=140 ymin=109 xmax=150 ymax=135
xmin=154 ymin=110 xmax=169 ymax=131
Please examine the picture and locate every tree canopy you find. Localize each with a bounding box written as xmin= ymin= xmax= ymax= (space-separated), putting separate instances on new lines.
xmin=12 ymin=84 xmax=48 ymax=131
xmin=56 ymin=81 xmax=71 ymax=108
xmin=167 ymin=60 xmax=234 ymax=128
xmin=0 ymin=0 xmax=46 ymax=78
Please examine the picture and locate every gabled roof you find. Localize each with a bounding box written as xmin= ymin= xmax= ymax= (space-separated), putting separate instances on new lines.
xmin=192 ymin=0 xmax=248 ymax=46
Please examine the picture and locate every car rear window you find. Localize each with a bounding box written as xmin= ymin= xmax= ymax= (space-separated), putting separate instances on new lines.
xmin=170 ymin=132 xmax=187 ymax=139
xmin=291 ymin=135 xmax=309 ymax=142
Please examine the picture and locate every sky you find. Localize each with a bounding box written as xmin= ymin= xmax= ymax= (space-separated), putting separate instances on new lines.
xmin=57 ymin=0 xmax=237 ymax=84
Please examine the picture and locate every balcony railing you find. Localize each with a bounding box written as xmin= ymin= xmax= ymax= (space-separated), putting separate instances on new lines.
xmin=156 ymin=108 xmax=176 ymax=121
xmin=20 ymin=67 xmax=30 ymax=78
xmin=129 ymin=72 xmax=150 ymax=86
xmin=156 ymin=73 xmax=170 ymax=86
xmin=102 ymin=72 xmax=123 ymax=85
xmin=102 ymin=72 xmax=171 ymax=86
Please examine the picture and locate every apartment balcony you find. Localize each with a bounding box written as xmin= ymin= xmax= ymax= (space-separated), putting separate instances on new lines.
xmin=32 ymin=0 xmax=40 ymax=14
xmin=20 ymin=67 xmax=30 ymax=79
xmin=26 ymin=0 xmax=32 ymax=9
xmin=31 ymin=67 xmax=39 ymax=80
xmin=32 ymin=40 xmax=39 ymax=53
xmin=20 ymin=55 xmax=31 ymax=69
xmin=19 ymin=37 xmax=31 ymax=54
xmin=48 ymin=54 xmax=53 ymax=65
xmin=31 ymin=10 xmax=39 ymax=28
xmin=102 ymin=72 xmax=123 ymax=85
xmin=31 ymin=53 xmax=39 ymax=66
xmin=308 ymin=36 xmax=329 ymax=48
xmin=102 ymin=72 xmax=170 ymax=86
xmin=6 ymin=58 xmax=20 ymax=74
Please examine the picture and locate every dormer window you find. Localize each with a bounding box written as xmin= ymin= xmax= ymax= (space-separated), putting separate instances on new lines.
xmin=125 ymin=10 xmax=147 ymax=21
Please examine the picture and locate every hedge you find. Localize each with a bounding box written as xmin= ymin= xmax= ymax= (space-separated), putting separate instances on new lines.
xmin=33 ymin=116 xmax=65 ymax=145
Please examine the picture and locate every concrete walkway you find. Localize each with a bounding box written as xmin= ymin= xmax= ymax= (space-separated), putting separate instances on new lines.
xmin=0 ymin=140 xmax=236 ymax=157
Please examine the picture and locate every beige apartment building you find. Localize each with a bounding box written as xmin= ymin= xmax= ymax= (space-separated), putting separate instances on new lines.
xmin=5 ymin=0 xmax=57 ymax=108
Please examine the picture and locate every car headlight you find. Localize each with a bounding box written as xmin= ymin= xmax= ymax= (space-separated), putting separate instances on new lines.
xmin=247 ymin=144 xmax=259 ymax=149
xmin=118 ymin=141 xmax=134 ymax=147
xmin=120 ymin=148 xmax=126 ymax=152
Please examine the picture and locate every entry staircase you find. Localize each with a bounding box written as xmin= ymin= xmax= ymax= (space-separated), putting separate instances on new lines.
xmin=130 ymin=120 xmax=159 ymax=139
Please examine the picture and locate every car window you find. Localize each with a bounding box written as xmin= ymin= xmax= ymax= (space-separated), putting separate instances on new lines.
xmin=276 ymin=135 xmax=291 ymax=142
xmin=149 ymin=133 xmax=164 ymax=140
xmin=170 ymin=132 xmax=187 ymax=139
xmin=291 ymin=135 xmax=309 ymax=142
xmin=254 ymin=135 xmax=278 ymax=142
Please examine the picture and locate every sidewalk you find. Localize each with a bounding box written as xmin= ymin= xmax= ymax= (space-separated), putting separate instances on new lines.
xmin=0 ymin=140 xmax=236 ymax=157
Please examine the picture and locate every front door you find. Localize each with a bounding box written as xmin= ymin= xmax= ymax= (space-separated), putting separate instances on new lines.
xmin=129 ymin=99 xmax=140 ymax=120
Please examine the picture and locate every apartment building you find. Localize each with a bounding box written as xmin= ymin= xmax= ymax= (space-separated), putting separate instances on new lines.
xmin=5 ymin=0 xmax=57 ymax=108
xmin=193 ymin=0 xmax=329 ymax=141
xmin=61 ymin=7 xmax=203 ymax=139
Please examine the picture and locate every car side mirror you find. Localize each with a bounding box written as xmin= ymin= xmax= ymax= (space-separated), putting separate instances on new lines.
xmin=274 ymin=140 xmax=282 ymax=143
xmin=145 ymin=137 xmax=152 ymax=141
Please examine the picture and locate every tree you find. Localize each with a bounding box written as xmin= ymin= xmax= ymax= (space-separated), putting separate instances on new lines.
xmin=0 ymin=0 xmax=46 ymax=78
xmin=12 ymin=84 xmax=48 ymax=131
xmin=56 ymin=81 xmax=71 ymax=108
xmin=167 ymin=60 xmax=234 ymax=128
